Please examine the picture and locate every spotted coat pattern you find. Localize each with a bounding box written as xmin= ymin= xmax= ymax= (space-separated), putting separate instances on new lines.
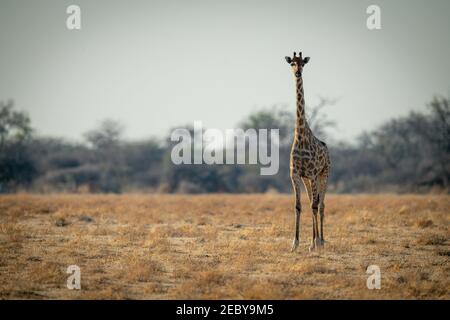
xmin=290 ymin=76 xmax=330 ymax=180
xmin=286 ymin=52 xmax=331 ymax=252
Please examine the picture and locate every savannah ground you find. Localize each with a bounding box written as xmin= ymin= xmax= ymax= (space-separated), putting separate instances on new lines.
xmin=0 ymin=193 xmax=448 ymax=299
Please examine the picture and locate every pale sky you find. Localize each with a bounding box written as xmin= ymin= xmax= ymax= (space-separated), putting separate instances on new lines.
xmin=0 ymin=0 xmax=449 ymax=142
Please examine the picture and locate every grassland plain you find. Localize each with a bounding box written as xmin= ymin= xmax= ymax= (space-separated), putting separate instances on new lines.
xmin=0 ymin=194 xmax=448 ymax=299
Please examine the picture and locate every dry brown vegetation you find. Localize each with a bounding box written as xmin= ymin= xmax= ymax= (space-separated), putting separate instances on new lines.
xmin=0 ymin=194 xmax=449 ymax=299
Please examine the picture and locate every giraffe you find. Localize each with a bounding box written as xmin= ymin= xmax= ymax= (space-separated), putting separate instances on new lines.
xmin=285 ymin=51 xmax=331 ymax=252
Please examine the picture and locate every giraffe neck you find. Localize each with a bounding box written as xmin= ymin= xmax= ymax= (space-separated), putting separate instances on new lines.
xmin=295 ymin=76 xmax=308 ymax=141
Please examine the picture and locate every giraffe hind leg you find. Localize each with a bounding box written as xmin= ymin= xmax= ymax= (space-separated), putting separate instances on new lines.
xmin=302 ymin=177 xmax=313 ymax=204
xmin=308 ymin=179 xmax=320 ymax=252
xmin=318 ymin=172 xmax=328 ymax=246
xmin=302 ymin=177 xmax=316 ymax=250
xmin=291 ymin=176 xmax=302 ymax=252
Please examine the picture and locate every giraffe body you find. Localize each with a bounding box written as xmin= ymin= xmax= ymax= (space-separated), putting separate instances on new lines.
xmin=291 ymin=125 xmax=330 ymax=180
xmin=285 ymin=52 xmax=331 ymax=252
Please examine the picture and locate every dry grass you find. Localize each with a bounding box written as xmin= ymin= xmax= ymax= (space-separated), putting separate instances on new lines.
xmin=0 ymin=193 xmax=448 ymax=299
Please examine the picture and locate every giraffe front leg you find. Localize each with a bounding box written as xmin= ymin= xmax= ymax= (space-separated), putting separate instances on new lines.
xmin=318 ymin=172 xmax=328 ymax=247
xmin=309 ymin=180 xmax=320 ymax=252
xmin=309 ymin=212 xmax=318 ymax=252
xmin=291 ymin=208 xmax=300 ymax=252
xmin=309 ymin=212 xmax=322 ymax=251
xmin=319 ymin=206 xmax=325 ymax=246
xmin=291 ymin=178 xmax=302 ymax=252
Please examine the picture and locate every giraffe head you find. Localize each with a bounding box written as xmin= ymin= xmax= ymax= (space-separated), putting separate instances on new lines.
xmin=285 ymin=52 xmax=310 ymax=78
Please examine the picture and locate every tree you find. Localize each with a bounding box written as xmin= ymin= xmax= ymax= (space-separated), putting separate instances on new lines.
xmin=0 ymin=100 xmax=35 ymax=192
xmin=84 ymin=119 xmax=123 ymax=150
xmin=306 ymin=97 xmax=337 ymax=142
xmin=83 ymin=119 xmax=126 ymax=193
xmin=0 ymin=100 xmax=32 ymax=146
xmin=239 ymin=104 xmax=294 ymax=146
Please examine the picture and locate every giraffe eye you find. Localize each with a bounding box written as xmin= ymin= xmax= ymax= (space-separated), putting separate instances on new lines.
xmin=291 ymin=63 xmax=295 ymax=67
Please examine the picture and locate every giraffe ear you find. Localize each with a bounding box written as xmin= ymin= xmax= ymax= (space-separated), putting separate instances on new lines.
xmin=303 ymin=57 xmax=310 ymax=65
xmin=285 ymin=56 xmax=292 ymax=64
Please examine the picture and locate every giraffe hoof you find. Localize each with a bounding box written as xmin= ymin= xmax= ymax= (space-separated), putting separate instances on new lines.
xmin=314 ymin=237 xmax=322 ymax=248
xmin=309 ymin=240 xmax=316 ymax=252
xmin=291 ymin=239 xmax=299 ymax=252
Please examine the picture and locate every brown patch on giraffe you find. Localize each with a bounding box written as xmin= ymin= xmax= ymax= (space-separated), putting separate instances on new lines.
xmin=286 ymin=52 xmax=331 ymax=252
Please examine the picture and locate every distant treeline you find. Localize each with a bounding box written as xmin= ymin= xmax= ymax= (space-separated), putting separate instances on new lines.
xmin=0 ymin=96 xmax=449 ymax=194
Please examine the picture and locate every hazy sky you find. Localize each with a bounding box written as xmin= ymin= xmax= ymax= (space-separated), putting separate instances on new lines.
xmin=1 ymin=0 xmax=449 ymax=142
